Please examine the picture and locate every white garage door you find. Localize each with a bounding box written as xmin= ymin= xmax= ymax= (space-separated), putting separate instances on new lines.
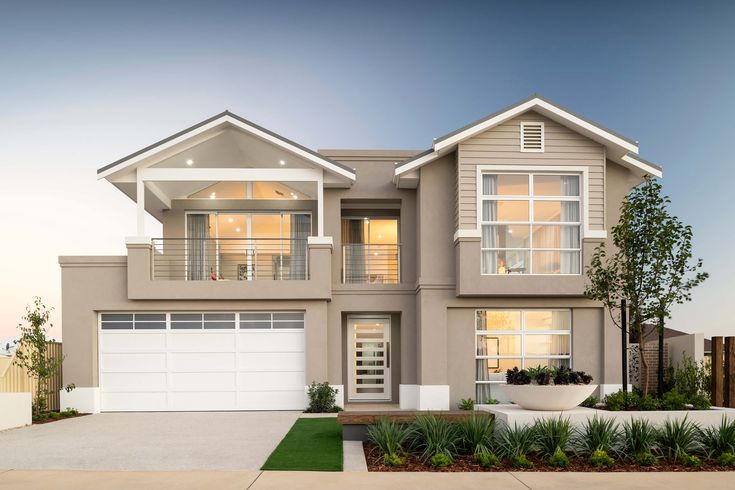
xmin=98 ymin=312 xmax=306 ymax=411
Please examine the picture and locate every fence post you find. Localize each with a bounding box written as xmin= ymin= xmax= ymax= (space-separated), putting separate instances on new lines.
xmin=726 ymin=337 xmax=735 ymax=408
xmin=712 ymin=336 xmax=723 ymax=407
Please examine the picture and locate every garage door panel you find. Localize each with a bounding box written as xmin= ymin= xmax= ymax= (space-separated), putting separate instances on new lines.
xmin=170 ymin=391 xmax=237 ymax=411
xmin=102 ymin=391 xmax=167 ymax=411
xmin=101 ymin=333 xmax=166 ymax=351
xmin=239 ymin=352 xmax=305 ymax=372
xmin=171 ymin=372 xmax=236 ymax=390
xmin=238 ymin=390 xmax=306 ymax=410
xmin=170 ymin=352 xmax=236 ymax=371
xmin=239 ymin=331 xmax=304 ymax=353
xmin=169 ymin=332 xmax=235 ymax=351
xmin=239 ymin=371 xmax=305 ymax=390
xmin=102 ymin=372 xmax=167 ymax=391
xmin=101 ymin=352 xmax=167 ymax=372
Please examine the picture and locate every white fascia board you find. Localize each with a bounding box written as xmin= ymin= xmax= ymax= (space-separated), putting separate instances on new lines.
xmin=394 ymin=150 xmax=441 ymax=176
xmin=621 ymin=153 xmax=663 ymax=178
xmin=433 ymin=98 xmax=639 ymax=155
xmin=140 ymin=167 xmax=323 ymax=182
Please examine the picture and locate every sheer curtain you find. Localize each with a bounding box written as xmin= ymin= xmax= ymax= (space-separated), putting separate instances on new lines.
xmin=341 ymin=219 xmax=365 ymax=282
xmin=187 ymin=214 xmax=209 ymax=280
xmin=559 ymin=176 xmax=581 ymax=274
xmin=290 ymin=214 xmax=311 ymax=280
xmin=481 ymin=175 xmax=498 ymax=274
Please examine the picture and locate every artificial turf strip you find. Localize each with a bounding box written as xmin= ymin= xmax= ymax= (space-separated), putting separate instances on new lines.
xmin=261 ymin=417 xmax=343 ymax=471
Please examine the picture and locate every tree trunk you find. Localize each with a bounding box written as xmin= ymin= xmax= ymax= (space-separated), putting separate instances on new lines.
xmin=621 ymin=299 xmax=628 ymax=406
xmin=658 ymin=314 xmax=665 ymax=398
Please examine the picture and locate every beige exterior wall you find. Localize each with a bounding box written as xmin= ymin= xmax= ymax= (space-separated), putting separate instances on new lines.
xmin=457 ymin=111 xmax=606 ymax=231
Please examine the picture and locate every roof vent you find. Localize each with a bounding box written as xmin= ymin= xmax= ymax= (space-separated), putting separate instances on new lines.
xmin=520 ymin=121 xmax=544 ymax=152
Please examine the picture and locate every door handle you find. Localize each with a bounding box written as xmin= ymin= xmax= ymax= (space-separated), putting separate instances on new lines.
xmin=386 ymin=341 xmax=390 ymax=369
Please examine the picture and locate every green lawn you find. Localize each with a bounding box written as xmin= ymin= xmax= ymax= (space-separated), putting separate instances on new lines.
xmin=261 ymin=417 xmax=343 ymax=471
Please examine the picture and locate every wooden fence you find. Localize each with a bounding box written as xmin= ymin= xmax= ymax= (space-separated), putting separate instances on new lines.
xmin=0 ymin=342 xmax=63 ymax=411
xmin=711 ymin=336 xmax=735 ymax=408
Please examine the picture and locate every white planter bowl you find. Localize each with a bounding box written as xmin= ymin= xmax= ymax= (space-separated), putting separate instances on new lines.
xmin=499 ymin=384 xmax=598 ymax=411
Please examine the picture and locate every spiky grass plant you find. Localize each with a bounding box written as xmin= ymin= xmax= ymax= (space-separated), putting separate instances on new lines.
xmin=533 ymin=417 xmax=572 ymax=457
xmin=622 ymin=418 xmax=659 ymax=461
xmin=457 ymin=413 xmax=496 ymax=456
xmin=574 ymin=415 xmax=621 ymax=456
xmin=657 ymin=416 xmax=701 ymax=463
xmin=410 ymin=413 xmax=460 ymax=462
xmin=367 ymin=417 xmax=412 ymax=461
xmin=497 ymin=422 xmax=536 ymax=460
xmin=699 ymin=417 xmax=735 ymax=459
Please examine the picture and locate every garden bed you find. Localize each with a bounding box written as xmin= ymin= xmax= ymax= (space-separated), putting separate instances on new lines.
xmin=363 ymin=443 xmax=735 ymax=472
xmin=33 ymin=410 xmax=88 ymax=425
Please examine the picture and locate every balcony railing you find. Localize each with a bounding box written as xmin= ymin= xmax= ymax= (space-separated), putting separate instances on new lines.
xmin=342 ymin=244 xmax=400 ymax=284
xmin=151 ymin=238 xmax=308 ymax=281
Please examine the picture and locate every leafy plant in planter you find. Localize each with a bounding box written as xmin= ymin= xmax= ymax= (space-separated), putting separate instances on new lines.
xmin=581 ymin=396 xmax=599 ymax=408
xmin=660 ymin=390 xmax=687 ymax=411
xmin=657 ymin=417 xmax=701 ymax=463
xmin=575 ymin=415 xmax=621 ymax=456
xmin=699 ymin=417 xmax=735 ymax=460
xmin=458 ymin=398 xmax=475 ymax=411
xmin=410 ymin=414 xmax=460 ymax=463
xmin=305 ymin=381 xmax=341 ymax=413
xmin=719 ymin=452 xmax=735 ymax=467
xmin=497 ymin=423 xmax=535 ymax=467
xmin=429 ymin=453 xmax=452 ymax=468
xmin=527 ymin=365 xmax=552 ymax=385
xmin=623 ymin=419 xmax=659 ymax=465
xmin=589 ymin=449 xmax=615 ymax=468
xmin=534 ymin=417 xmax=571 ymax=458
xmin=367 ymin=417 xmax=412 ymax=466
xmin=506 ymin=367 xmax=531 ymax=385
xmin=548 ymin=448 xmax=570 ymax=468
xmin=474 ymin=451 xmax=500 ymax=468
xmin=457 ymin=413 xmax=495 ymax=456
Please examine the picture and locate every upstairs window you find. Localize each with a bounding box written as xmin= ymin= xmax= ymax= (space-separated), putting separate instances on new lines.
xmin=480 ymin=173 xmax=581 ymax=275
xmin=520 ymin=121 xmax=544 ymax=152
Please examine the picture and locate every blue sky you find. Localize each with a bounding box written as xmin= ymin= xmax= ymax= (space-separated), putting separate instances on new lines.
xmin=0 ymin=0 xmax=733 ymax=339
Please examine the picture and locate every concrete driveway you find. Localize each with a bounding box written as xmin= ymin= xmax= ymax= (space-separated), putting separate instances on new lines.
xmin=0 ymin=412 xmax=300 ymax=471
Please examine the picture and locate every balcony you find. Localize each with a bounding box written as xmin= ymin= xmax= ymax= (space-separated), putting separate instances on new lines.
xmin=342 ymin=244 xmax=401 ymax=284
xmin=151 ymin=237 xmax=308 ymax=281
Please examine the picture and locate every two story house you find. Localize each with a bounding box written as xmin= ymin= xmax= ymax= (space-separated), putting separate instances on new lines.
xmin=59 ymin=95 xmax=662 ymax=413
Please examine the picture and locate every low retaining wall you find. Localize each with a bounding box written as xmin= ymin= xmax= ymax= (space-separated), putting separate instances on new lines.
xmin=0 ymin=392 xmax=32 ymax=431
xmin=479 ymin=404 xmax=735 ymax=427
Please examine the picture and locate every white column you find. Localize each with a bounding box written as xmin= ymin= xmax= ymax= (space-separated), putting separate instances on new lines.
xmin=136 ymin=169 xmax=146 ymax=236
xmin=317 ymin=170 xmax=324 ymax=237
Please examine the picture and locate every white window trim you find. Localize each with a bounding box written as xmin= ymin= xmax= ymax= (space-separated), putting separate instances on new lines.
xmin=474 ymin=308 xmax=573 ymax=391
xmin=520 ymin=121 xmax=544 ymax=153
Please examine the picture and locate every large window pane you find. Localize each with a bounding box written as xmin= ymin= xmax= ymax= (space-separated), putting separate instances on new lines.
xmin=532 ymin=225 xmax=580 ymax=249
xmin=482 ymin=225 xmax=530 ymax=249
xmin=533 ymin=175 xmax=580 ymax=196
xmin=532 ymin=251 xmax=580 ymax=274
xmin=525 ymin=334 xmax=571 ymax=356
xmin=494 ymin=201 xmax=529 ymax=222
xmin=482 ymin=250 xmax=529 ymax=274
xmin=534 ymin=201 xmax=580 ymax=222
xmin=483 ymin=174 xmax=529 ymax=196
xmin=525 ymin=310 xmax=571 ymax=330
xmin=476 ymin=358 xmax=521 ymax=380
xmin=477 ymin=334 xmax=521 ymax=356
xmin=476 ymin=310 xmax=521 ymax=331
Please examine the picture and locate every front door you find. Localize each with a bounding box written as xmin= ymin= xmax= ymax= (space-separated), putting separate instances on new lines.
xmin=347 ymin=316 xmax=391 ymax=401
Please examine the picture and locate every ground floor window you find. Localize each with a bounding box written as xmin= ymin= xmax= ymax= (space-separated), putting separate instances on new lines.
xmin=475 ymin=309 xmax=571 ymax=403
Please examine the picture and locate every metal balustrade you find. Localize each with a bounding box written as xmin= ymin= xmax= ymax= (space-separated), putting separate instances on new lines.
xmin=342 ymin=244 xmax=401 ymax=284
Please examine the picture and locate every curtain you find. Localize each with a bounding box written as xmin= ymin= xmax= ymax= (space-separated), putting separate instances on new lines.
xmin=187 ymin=214 xmax=209 ymax=280
xmin=289 ymin=214 xmax=310 ymax=280
xmin=342 ymin=219 xmax=365 ymax=282
xmin=481 ymin=175 xmax=498 ymax=274
xmin=559 ymin=176 xmax=581 ymax=274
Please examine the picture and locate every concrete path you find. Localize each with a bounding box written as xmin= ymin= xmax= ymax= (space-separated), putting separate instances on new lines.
xmin=0 ymin=412 xmax=300 ymax=471
xmin=2 ymin=470 xmax=735 ymax=490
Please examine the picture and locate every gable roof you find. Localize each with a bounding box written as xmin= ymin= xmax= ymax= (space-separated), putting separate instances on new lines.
xmin=394 ymin=94 xmax=662 ymax=179
xmin=97 ymin=111 xmax=356 ymax=181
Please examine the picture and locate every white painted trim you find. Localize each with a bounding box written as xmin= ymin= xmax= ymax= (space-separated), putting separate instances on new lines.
xmin=453 ymin=229 xmax=481 ymax=242
xmin=621 ymin=153 xmax=663 ymax=178
xmin=140 ymin=167 xmax=323 ymax=182
xmin=398 ymin=384 xmax=450 ymax=410
xmin=125 ymin=236 xmax=152 ymax=245
xmin=586 ymin=230 xmax=608 ymax=239
xmin=307 ymin=236 xmax=333 ymax=246
xmin=146 ymin=181 xmax=172 ymax=209
xmin=347 ymin=316 xmax=392 ymax=402
xmin=136 ymin=169 xmax=145 ymax=236
xmin=394 ymin=150 xmax=441 ymax=176
xmin=434 ymin=97 xmax=639 ymax=155
xmin=98 ymin=114 xmax=356 ymax=181
xmin=598 ymin=384 xmax=630 ymax=397
xmin=520 ymin=121 xmax=545 ymax=153
xmin=317 ymin=170 xmax=324 ymax=236
xmin=60 ymin=387 xmax=101 ymax=414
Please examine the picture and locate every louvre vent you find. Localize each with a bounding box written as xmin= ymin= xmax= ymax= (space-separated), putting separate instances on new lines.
xmin=521 ymin=121 xmax=544 ymax=152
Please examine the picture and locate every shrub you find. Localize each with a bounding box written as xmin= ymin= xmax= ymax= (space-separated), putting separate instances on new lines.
xmin=581 ymin=396 xmax=598 ymax=408
xmin=383 ymin=453 xmax=405 ymax=467
xmin=634 ymin=451 xmax=658 ymax=466
xmin=688 ymin=394 xmax=711 ymax=410
xmin=458 ymin=398 xmax=475 ymax=411
xmin=698 ymin=417 xmax=735 ymax=458
xmin=719 ymin=452 xmax=735 ymax=467
xmin=411 ymin=414 xmax=460 ymax=462
xmin=506 ymin=367 xmax=531 ymax=385
xmin=658 ymin=417 xmax=700 ymax=462
xmin=623 ymin=419 xmax=658 ymax=457
xmin=47 ymin=411 xmax=61 ymax=420
xmin=589 ymin=449 xmax=615 ymax=468
xmin=60 ymin=407 xmax=78 ymax=417
xmin=527 ymin=365 xmax=552 ymax=385
xmin=661 ymin=390 xmax=687 ymax=411
xmin=484 ymin=397 xmax=500 ymax=405
xmin=575 ymin=416 xmax=621 ymax=456
xmin=497 ymin=423 xmax=536 ymax=459
xmin=548 ymin=448 xmax=569 ymax=468
xmin=682 ymin=453 xmax=701 ymax=468
xmin=510 ymin=454 xmax=534 ymax=469
xmin=429 ymin=453 xmax=452 ymax=468
xmin=553 ymin=366 xmax=593 ymax=385
xmin=603 ymin=390 xmax=633 ymax=411
xmin=457 ymin=414 xmax=495 ymax=456
xmin=474 ymin=451 xmax=500 ymax=468
xmin=638 ymin=394 xmax=661 ymax=411
xmin=367 ymin=417 xmax=412 ymax=458
xmin=533 ymin=417 xmax=571 ymax=457
xmin=305 ymin=381 xmax=340 ymax=413
xmin=670 ymin=355 xmax=711 ymax=400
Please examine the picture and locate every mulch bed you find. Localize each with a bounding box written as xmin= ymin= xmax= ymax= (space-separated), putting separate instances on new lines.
xmin=33 ymin=413 xmax=90 ymax=425
xmin=363 ymin=443 xmax=735 ymax=472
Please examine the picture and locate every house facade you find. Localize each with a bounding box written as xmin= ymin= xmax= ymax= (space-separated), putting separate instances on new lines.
xmin=59 ymin=95 xmax=663 ymax=413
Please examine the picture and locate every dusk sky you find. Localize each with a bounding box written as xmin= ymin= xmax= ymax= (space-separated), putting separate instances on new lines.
xmin=1 ymin=1 xmax=733 ymax=340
